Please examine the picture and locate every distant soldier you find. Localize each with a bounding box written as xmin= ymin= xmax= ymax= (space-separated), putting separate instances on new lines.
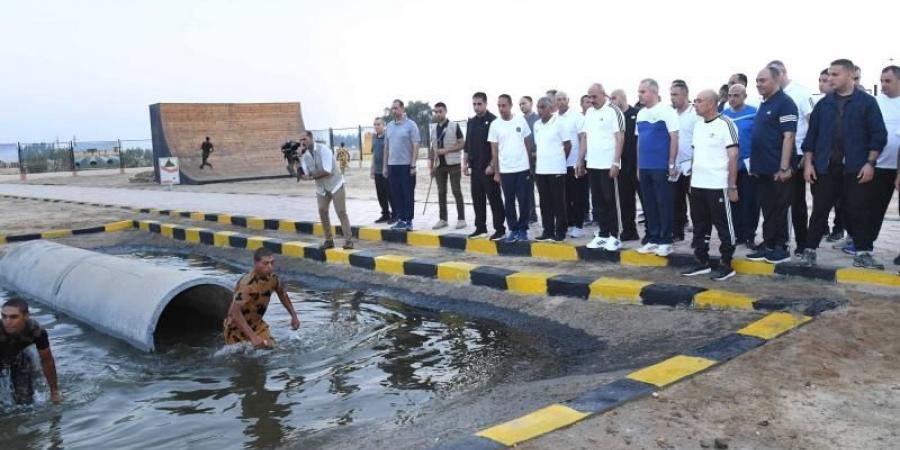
xmin=336 ymin=142 xmax=350 ymax=174
xmin=200 ymin=136 xmax=214 ymax=169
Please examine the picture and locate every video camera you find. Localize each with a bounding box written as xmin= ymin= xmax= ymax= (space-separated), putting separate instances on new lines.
xmin=281 ymin=140 xmax=303 ymax=180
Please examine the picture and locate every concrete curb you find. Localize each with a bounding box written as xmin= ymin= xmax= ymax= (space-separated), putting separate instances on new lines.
xmin=5 ymin=193 xmax=897 ymax=288
xmin=0 ymin=219 xmax=135 ymax=245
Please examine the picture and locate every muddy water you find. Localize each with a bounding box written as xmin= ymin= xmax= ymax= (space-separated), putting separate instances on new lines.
xmin=0 ymin=253 xmax=563 ymax=450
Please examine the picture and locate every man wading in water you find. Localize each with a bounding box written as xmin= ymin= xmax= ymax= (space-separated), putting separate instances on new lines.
xmin=1 ymin=298 xmax=61 ymax=404
xmin=223 ymin=247 xmax=300 ymax=348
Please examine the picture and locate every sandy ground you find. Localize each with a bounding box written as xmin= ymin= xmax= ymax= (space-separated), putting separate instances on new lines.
xmin=1 ymin=171 xmax=899 ymax=450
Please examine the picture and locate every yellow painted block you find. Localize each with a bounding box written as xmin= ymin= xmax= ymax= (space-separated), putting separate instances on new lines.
xmin=375 ymin=255 xmax=411 ymax=275
xmin=733 ymin=258 xmax=775 ymax=276
xmin=437 ymin=261 xmax=479 ymax=283
xmin=189 ymin=212 xmax=206 ymax=222
xmin=214 ymin=231 xmax=238 ymax=248
xmin=217 ymin=214 xmax=232 ymax=225
xmin=627 ymin=355 xmax=717 ymax=387
xmin=147 ymin=208 xmax=160 ymax=215
xmin=41 ymin=229 xmax=72 ymax=239
xmin=407 ymin=231 xmax=441 ymax=248
xmin=278 ymin=220 xmax=298 ymax=233
xmin=0 ymin=235 xmax=6 ymax=245
xmin=185 ymin=227 xmax=205 ymax=243
xmin=160 ymin=223 xmax=177 ymax=238
xmin=167 ymin=210 xmax=181 ymax=217
xmin=531 ymin=242 xmax=578 ymax=261
xmin=694 ymin=289 xmax=754 ymax=310
xmin=282 ymin=241 xmax=306 ymax=258
xmin=466 ymin=238 xmax=498 ymax=255
xmin=104 ymin=220 xmax=134 ymax=232
xmin=589 ymin=277 xmax=651 ymax=303
xmin=313 ymin=223 xmax=337 ymax=237
xmin=620 ymin=249 xmax=668 ymax=267
xmin=738 ymin=312 xmax=811 ymax=340
xmin=358 ymin=227 xmax=383 ymax=241
xmin=138 ymin=220 xmax=158 ymax=231
xmin=836 ymin=268 xmax=900 ymax=288
xmin=247 ymin=217 xmax=265 ymax=230
xmin=476 ymin=404 xmax=589 ymax=446
xmin=506 ymin=272 xmax=553 ymax=295
xmin=246 ymin=236 xmax=271 ymax=250
xmin=325 ymin=248 xmax=355 ymax=265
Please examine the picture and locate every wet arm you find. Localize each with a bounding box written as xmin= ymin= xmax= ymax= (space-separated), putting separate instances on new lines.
xmin=38 ymin=347 xmax=60 ymax=402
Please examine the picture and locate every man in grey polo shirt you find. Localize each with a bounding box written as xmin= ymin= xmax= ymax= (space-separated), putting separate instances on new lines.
xmin=382 ymin=99 xmax=421 ymax=231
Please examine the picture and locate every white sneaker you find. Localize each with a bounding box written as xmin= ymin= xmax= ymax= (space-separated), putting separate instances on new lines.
xmin=432 ymin=220 xmax=448 ymax=230
xmin=568 ymin=227 xmax=585 ymax=238
xmin=655 ymin=244 xmax=674 ymax=257
xmin=586 ymin=233 xmax=608 ymax=249
xmin=637 ymin=243 xmax=658 ymax=254
xmin=455 ymin=219 xmax=467 ymax=229
xmin=603 ymin=237 xmax=622 ymax=252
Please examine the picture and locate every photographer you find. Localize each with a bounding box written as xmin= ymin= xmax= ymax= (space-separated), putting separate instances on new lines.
xmin=298 ymin=131 xmax=354 ymax=249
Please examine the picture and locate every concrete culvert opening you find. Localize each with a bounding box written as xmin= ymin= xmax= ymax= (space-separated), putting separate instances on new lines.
xmin=154 ymin=283 xmax=233 ymax=344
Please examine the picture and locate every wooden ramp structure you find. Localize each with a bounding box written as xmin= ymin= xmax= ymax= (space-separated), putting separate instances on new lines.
xmin=149 ymin=102 xmax=305 ymax=184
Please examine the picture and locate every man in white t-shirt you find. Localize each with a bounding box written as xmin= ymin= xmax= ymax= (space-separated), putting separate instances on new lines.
xmin=769 ymin=60 xmax=814 ymax=254
xmin=873 ymin=65 xmax=900 ymax=262
xmin=578 ymin=82 xmax=626 ymax=251
xmin=488 ymin=94 xmax=534 ymax=243
xmin=635 ymin=78 xmax=681 ymax=257
xmin=533 ymin=96 xmax=571 ymax=241
xmin=682 ymin=89 xmax=740 ymax=281
xmin=557 ymin=92 xmax=588 ymax=238
xmin=671 ymin=81 xmax=700 ymax=241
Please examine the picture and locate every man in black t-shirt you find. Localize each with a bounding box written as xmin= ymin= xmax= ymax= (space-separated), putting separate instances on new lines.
xmin=200 ymin=136 xmax=214 ymax=169
xmin=1 ymin=298 xmax=61 ymax=404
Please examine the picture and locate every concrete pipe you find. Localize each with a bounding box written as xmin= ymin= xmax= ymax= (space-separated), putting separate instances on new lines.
xmin=0 ymin=241 xmax=233 ymax=352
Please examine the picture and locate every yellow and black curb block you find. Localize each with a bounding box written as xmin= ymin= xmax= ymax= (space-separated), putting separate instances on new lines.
xmin=4 ymin=193 xmax=898 ymax=289
xmin=137 ymin=219 xmax=845 ymax=315
xmin=0 ymin=220 xmax=135 ymax=245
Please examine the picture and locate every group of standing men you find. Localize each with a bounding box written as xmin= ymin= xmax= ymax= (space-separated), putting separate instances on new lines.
xmin=360 ymin=59 xmax=900 ymax=277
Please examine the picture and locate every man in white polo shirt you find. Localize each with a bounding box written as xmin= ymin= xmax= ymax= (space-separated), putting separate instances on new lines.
xmin=682 ymin=90 xmax=740 ymax=281
xmin=533 ymin=96 xmax=571 ymax=241
xmin=488 ymin=94 xmax=534 ymax=243
xmin=671 ymin=81 xmax=700 ymax=241
xmin=578 ymin=83 xmax=626 ymax=251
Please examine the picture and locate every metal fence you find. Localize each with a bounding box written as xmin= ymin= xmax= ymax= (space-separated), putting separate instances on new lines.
xmin=2 ymin=119 xmax=471 ymax=178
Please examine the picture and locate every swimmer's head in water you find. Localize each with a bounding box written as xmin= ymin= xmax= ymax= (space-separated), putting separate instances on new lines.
xmin=253 ymin=247 xmax=275 ymax=278
xmin=2 ymin=298 xmax=30 ymax=335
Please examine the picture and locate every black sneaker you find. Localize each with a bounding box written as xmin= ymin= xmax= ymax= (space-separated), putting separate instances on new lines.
xmin=319 ymin=240 xmax=335 ymax=250
xmin=387 ymin=216 xmax=399 ymax=225
xmin=711 ymin=266 xmax=736 ymax=281
xmin=489 ymin=230 xmax=506 ymax=241
xmin=681 ymin=264 xmax=711 ymax=277
xmin=793 ymin=246 xmax=805 ymax=257
xmin=468 ymin=229 xmax=488 ymax=239
xmin=553 ymin=233 xmax=566 ymax=242
xmin=825 ymin=230 xmax=845 ymax=243
xmin=853 ymin=252 xmax=884 ymax=270
xmin=746 ymin=248 xmax=770 ymax=261
xmin=535 ymin=233 xmax=554 ymax=242
xmin=764 ymin=248 xmax=791 ymax=264
xmin=742 ymin=239 xmax=755 ymax=249
xmin=894 ymin=253 xmax=900 ymax=265
xmin=798 ymin=248 xmax=816 ymax=267
xmin=374 ymin=215 xmax=390 ymax=224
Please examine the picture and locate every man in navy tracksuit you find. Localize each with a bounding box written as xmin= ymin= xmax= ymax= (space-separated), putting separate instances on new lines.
xmin=798 ymin=59 xmax=888 ymax=269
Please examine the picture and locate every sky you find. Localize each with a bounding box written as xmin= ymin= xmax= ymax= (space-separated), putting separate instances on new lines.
xmin=0 ymin=0 xmax=896 ymax=145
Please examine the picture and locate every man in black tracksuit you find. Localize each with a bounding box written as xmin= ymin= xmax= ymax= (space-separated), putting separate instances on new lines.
xmin=610 ymin=89 xmax=642 ymax=241
xmin=799 ymin=59 xmax=888 ymax=269
xmin=464 ymin=92 xmax=506 ymax=240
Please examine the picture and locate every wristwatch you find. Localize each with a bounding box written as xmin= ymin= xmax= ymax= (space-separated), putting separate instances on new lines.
xmin=612 ymin=161 xmax=622 ymax=169
xmin=668 ymin=164 xmax=676 ymax=169
xmin=867 ymin=159 xmax=877 ymax=166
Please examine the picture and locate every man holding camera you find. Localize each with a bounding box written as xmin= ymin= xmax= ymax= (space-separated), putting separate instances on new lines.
xmin=299 ymin=131 xmax=354 ymax=250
